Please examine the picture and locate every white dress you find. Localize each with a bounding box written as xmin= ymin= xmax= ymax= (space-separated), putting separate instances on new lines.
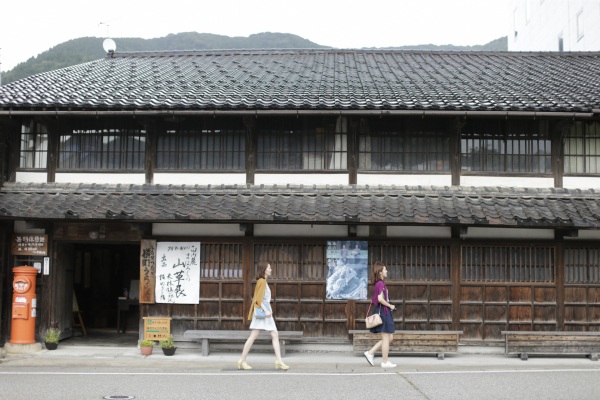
xmin=249 ymin=283 xmax=277 ymax=331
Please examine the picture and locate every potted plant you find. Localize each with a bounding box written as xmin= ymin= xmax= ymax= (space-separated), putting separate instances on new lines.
xmin=139 ymin=339 xmax=155 ymax=356
xmin=44 ymin=327 xmax=60 ymax=350
xmin=160 ymin=335 xmax=177 ymax=356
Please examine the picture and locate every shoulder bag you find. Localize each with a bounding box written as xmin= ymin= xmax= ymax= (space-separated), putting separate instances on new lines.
xmin=254 ymin=307 xmax=267 ymax=318
xmin=365 ymin=303 xmax=382 ymax=329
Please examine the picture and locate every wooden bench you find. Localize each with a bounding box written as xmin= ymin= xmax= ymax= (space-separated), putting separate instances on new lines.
xmin=501 ymin=331 xmax=600 ymax=361
xmin=350 ymin=330 xmax=463 ymax=360
xmin=183 ymin=330 xmax=304 ymax=356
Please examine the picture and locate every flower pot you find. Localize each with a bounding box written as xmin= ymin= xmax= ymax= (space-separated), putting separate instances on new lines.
xmin=162 ymin=347 xmax=176 ymax=356
xmin=45 ymin=342 xmax=58 ymax=350
xmin=140 ymin=345 xmax=153 ymax=356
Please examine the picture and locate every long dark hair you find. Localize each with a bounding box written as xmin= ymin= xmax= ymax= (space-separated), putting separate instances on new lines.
xmin=256 ymin=261 xmax=269 ymax=280
xmin=371 ymin=261 xmax=386 ymax=283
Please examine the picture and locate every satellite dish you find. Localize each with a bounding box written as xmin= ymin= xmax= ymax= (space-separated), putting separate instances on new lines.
xmin=103 ymin=38 xmax=117 ymax=53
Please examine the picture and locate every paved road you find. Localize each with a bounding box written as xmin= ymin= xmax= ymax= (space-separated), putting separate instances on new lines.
xmin=2 ymin=345 xmax=600 ymax=399
xmin=1 ymin=366 xmax=600 ymax=400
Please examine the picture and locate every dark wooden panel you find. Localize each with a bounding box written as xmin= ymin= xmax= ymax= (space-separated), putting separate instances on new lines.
xmin=299 ymin=303 xmax=323 ymax=320
xmin=324 ymin=302 xmax=346 ymax=319
xmin=171 ymin=304 xmax=196 ymax=318
xmin=201 ymin=282 xmax=220 ymax=298
xmin=565 ymin=287 xmax=586 ymax=303
xmin=300 ymin=283 xmax=324 ymax=299
xmin=510 ymin=287 xmax=532 ymax=302
xmin=534 ymin=305 xmax=556 ymax=322
xmin=461 ymin=286 xmax=483 ymax=301
xmin=485 ymin=286 xmax=507 ymax=302
xmin=276 ymin=283 xmax=299 ymax=299
xmin=534 ymin=287 xmax=556 ymax=302
xmin=565 ymin=305 xmax=587 ymax=322
xmin=460 ymin=304 xmax=483 ymax=321
xmin=405 ymin=285 xmax=429 ymax=301
xmin=509 ymin=305 xmax=532 ymax=322
xmin=485 ymin=305 xmax=507 ymax=322
xmin=430 ymin=285 xmax=451 ymax=301
xmin=405 ymin=304 xmax=428 ymax=321
xmin=221 ymin=282 xmax=243 ymax=299
xmin=431 ymin=304 xmax=452 ymax=321
xmin=275 ymin=302 xmax=298 ymax=319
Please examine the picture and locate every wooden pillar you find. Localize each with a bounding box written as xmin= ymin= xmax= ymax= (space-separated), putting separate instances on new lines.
xmin=450 ymin=233 xmax=462 ymax=330
xmin=555 ymin=241 xmax=565 ymax=330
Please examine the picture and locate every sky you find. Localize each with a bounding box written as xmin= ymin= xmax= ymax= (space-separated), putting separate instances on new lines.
xmin=0 ymin=0 xmax=510 ymax=72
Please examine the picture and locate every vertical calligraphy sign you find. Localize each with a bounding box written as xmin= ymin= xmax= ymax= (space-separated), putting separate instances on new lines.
xmin=139 ymin=239 xmax=156 ymax=304
xmin=156 ymin=242 xmax=200 ymax=304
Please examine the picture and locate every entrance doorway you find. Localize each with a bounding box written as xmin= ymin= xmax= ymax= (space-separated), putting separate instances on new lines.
xmin=71 ymin=243 xmax=140 ymax=334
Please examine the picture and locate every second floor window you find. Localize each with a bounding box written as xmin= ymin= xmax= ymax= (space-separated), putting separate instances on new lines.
xmin=19 ymin=122 xmax=48 ymax=169
xmin=564 ymin=121 xmax=600 ymax=174
xmin=461 ymin=120 xmax=551 ymax=174
xmin=257 ymin=119 xmax=347 ymax=170
xmin=59 ymin=126 xmax=146 ymax=170
xmin=156 ymin=129 xmax=245 ymax=170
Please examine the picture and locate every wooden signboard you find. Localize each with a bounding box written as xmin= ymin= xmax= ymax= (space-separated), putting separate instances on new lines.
xmin=11 ymin=234 xmax=48 ymax=256
xmin=139 ymin=239 xmax=156 ymax=304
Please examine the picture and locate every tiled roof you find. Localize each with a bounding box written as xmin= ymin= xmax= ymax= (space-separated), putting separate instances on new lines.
xmin=1 ymin=49 xmax=600 ymax=112
xmin=1 ymin=183 xmax=599 ymax=228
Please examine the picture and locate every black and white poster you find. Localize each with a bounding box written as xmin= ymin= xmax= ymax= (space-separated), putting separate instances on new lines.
xmin=326 ymin=240 xmax=368 ymax=300
xmin=156 ymin=242 xmax=200 ymax=304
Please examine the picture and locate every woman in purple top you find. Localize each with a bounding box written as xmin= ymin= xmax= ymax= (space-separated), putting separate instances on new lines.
xmin=363 ymin=261 xmax=397 ymax=368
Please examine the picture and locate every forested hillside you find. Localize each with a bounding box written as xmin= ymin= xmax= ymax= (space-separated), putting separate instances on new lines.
xmin=1 ymin=32 xmax=507 ymax=84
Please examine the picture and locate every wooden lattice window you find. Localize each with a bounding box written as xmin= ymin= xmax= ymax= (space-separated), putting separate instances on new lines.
xmin=254 ymin=243 xmax=326 ymax=280
xmin=359 ymin=118 xmax=450 ymax=172
xmin=59 ymin=126 xmax=146 ymax=170
xmin=461 ymin=119 xmax=551 ymax=173
xmin=564 ymin=121 xmax=600 ymax=174
xmin=462 ymin=245 xmax=554 ymax=282
xmin=565 ymin=247 xmax=600 ymax=283
xmin=370 ymin=243 xmax=451 ymax=281
xmin=256 ymin=118 xmax=346 ymax=171
xmin=200 ymin=242 xmax=243 ymax=279
xmin=19 ymin=122 xmax=48 ymax=169
xmin=156 ymin=128 xmax=245 ymax=170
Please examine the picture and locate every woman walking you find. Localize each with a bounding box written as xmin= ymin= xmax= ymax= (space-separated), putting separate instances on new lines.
xmin=363 ymin=261 xmax=396 ymax=368
xmin=238 ymin=261 xmax=290 ymax=370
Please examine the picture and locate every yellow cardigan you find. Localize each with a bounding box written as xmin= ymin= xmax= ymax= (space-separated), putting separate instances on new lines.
xmin=247 ymin=278 xmax=267 ymax=321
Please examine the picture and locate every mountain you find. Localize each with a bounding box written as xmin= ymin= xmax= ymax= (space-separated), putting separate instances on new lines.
xmin=0 ymin=32 xmax=508 ymax=84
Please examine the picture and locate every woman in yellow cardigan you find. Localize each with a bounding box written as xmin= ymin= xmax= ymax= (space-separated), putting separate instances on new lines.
xmin=238 ymin=261 xmax=289 ymax=370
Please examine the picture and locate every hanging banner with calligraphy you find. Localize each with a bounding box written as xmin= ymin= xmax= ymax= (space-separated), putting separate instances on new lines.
xmin=11 ymin=234 xmax=48 ymax=256
xmin=155 ymin=242 xmax=200 ymax=304
xmin=139 ymin=239 xmax=157 ymax=304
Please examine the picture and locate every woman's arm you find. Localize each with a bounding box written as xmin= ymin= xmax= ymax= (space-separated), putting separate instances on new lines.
xmin=377 ymin=291 xmax=396 ymax=311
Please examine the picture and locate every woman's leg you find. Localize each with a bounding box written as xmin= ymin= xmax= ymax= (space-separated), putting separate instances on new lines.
xmin=381 ymin=333 xmax=391 ymax=363
xmin=367 ymin=339 xmax=383 ymax=356
xmin=241 ymin=329 xmax=260 ymax=361
xmin=270 ymin=330 xmax=283 ymax=361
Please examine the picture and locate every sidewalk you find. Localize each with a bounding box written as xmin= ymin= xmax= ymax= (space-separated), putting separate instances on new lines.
xmin=3 ymin=342 xmax=600 ymax=372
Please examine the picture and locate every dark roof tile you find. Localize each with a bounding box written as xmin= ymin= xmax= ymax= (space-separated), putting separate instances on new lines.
xmin=1 ymin=49 xmax=600 ymax=112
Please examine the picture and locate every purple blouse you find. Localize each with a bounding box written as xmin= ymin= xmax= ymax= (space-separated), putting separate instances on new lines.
xmin=371 ymin=280 xmax=389 ymax=314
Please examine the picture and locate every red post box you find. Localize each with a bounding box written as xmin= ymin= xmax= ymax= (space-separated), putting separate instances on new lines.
xmin=10 ymin=266 xmax=38 ymax=344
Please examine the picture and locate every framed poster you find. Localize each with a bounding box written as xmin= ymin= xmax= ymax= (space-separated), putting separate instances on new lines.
xmin=155 ymin=242 xmax=200 ymax=304
xmin=326 ymin=240 xmax=368 ymax=300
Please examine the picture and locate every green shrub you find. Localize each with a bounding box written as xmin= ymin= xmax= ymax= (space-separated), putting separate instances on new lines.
xmin=160 ymin=335 xmax=175 ymax=348
xmin=44 ymin=328 xmax=60 ymax=343
xmin=140 ymin=339 xmax=155 ymax=347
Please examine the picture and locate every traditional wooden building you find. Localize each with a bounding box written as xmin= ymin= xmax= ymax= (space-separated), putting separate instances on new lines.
xmin=0 ymin=49 xmax=599 ymax=345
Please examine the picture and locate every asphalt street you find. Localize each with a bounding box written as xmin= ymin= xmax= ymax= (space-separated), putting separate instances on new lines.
xmin=2 ymin=344 xmax=600 ymax=399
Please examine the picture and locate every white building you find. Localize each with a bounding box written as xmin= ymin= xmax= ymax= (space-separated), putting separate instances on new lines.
xmin=508 ymin=0 xmax=600 ymax=51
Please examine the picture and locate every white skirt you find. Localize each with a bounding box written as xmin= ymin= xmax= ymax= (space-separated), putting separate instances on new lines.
xmin=249 ymin=313 xmax=278 ymax=331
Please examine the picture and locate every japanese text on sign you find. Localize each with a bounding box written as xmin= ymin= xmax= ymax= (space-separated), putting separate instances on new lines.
xmin=155 ymin=242 xmax=200 ymax=304
xmin=11 ymin=234 xmax=48 ymax=256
